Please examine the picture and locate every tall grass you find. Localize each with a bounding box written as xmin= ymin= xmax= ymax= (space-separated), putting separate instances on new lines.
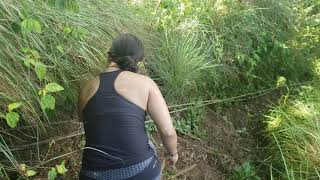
xmin=263 ymin=1 xmax=320 ymax=178
xmin=132 ymin=0 xmax=317 ymax=139
xmin=0 ymin=0 xmax=155 ymax=175
xmin=147 ymin=30 xmax=216 ymax=102
xmin=265 ymin=83 xmax=320 ymax=179
xmin=0 ymin=0 xmax=318 ymax=178
xmin=143 ymin=0 xmax=315 ymax=99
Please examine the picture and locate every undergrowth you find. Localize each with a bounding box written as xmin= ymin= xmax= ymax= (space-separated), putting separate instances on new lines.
xmin=265 ymin=83 xmax=320 ymax=179
xmin=0 ymin=0 xmax=318 ymax=179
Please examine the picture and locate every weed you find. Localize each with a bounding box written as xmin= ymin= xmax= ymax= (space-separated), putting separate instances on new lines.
xmin=232 ymin=162 xmax=261 ymax=180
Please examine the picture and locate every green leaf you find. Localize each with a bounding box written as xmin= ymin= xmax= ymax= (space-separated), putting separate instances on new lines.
xmin=21 ymin=18 xmax=42 ymax=33
xmin=63 ymin=27 xmax=72 ymax=35
xmin=38 ymin=89 xmax=45 ymax=96
xmin=35 ymin=63 xmax=47 ymax=81
xmin=33 ymin=21 xmax=42 ymax=33
xmin=71 ymin=27 xmax=87 ymax=38
xmin=56 ymin=160 xmax=67 ymax=174
xmin=45 ymin=83 xmax=64 ymax=93
xmin=5 ymin=112 xmax=20 ymax=128
xmin=26 ymin=170 xmax=37 ymax=177
xmin=41 ymin=95 xmax=56 ymax=110
xmin=48 ymin=167 xmax=57 ymax=180
xmin=8 ymin=102 xmax=22 ymax=112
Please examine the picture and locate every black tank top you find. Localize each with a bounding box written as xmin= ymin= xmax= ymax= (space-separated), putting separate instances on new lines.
xmin=81 ymin=70 xmax=154 ymax=170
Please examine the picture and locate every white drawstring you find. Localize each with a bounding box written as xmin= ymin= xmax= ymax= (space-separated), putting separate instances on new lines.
xmin=84 ymin=146 xmax=125 ymax=165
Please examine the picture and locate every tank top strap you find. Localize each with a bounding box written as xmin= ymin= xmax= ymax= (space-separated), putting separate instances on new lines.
xmin=99 ymin=70 xmax=123 ymax=94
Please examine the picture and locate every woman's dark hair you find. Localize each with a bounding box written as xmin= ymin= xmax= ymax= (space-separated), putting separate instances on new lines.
xmin=107 ymin=33 xmax=145 ymax=72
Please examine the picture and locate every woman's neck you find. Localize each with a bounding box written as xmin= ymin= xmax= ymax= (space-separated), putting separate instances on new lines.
xmin=106 ymin=62 xmax=120 ymax=72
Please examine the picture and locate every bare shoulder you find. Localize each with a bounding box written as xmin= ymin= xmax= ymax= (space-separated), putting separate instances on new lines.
xmin=121 ymin=71 xmax=156 ymax=88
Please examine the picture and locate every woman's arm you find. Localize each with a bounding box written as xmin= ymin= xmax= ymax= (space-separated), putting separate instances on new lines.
xmin=147 ymin=78 xmax=178 ymax=165
xmin=77 ymin=77 xmax=99 ymax=122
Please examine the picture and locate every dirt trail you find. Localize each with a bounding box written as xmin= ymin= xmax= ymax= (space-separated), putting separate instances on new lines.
xmin=155 ymin=94 xmax=278 ymax=180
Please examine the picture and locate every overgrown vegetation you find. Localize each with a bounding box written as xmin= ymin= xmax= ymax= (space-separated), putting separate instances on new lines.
xmin=0 ymin=0 xmax=319 ymax=179
xmin=265 ymin=82 xmax=320 ymax=179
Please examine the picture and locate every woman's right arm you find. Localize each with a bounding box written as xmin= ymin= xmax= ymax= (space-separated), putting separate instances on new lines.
xmin=147 ymin=78 xmax=178 ymax=166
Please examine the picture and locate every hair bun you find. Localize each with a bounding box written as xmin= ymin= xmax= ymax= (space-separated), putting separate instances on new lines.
xmin=108 ymin=33 xmax=145 ymax=73
xmin=115 ymin=56 xmax=138 ymax=72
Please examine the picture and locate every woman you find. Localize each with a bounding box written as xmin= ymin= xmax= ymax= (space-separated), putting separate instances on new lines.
xmin=78 ymin=33 xmax=178 ymax=180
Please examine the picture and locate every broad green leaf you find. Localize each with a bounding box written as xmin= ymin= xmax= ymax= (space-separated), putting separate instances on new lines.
xmin=35 ymin=63 xmax=46 ymax=81
xmin=56 ymin=45 xmax=64 ymax=53
xmin=71 ymin=27 xmax=87 ymax=38
xmin=63 ymin=27 xmax=72 ymax=35
xmin=21 ymin=18 xmax=42 ymax=33
xmin=0 ymin=112 xmax=5 ymax=119
xmin=33 ymin=21 xmax=42 ymax=33
xmin=41 ymin=95 xmax=55 ymax=110
xmin=5 ymin=112 xmax=20 ymax=128
xmin=48 ymin=167 xmax=57 ymax=180
xmin=26 ymin=170 xmax=37 ymax=177
xmin=55 ymin=0 xmax=66 ymax=10
xmin=8 ymin=102 xmax=22 ymax=112
xmin=45 ymin=83 xmax=64 ymax=93
xmin=38 ymin=89 xmax=45 ymax=96
xmin=56 ymin=160 xmax=67 ymax=174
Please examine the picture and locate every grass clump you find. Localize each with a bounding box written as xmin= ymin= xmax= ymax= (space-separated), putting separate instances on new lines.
xmin=263 ymin=1 xmax=320 ymax=178
xmin=265 ymin=84 xmax=320 ymax=179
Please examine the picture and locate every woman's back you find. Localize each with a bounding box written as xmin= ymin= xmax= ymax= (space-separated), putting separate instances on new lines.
xmin=81 ymin=70 xmax=154 ymax=170
xmin=78 ymin=33 xmax=177 ymax=180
